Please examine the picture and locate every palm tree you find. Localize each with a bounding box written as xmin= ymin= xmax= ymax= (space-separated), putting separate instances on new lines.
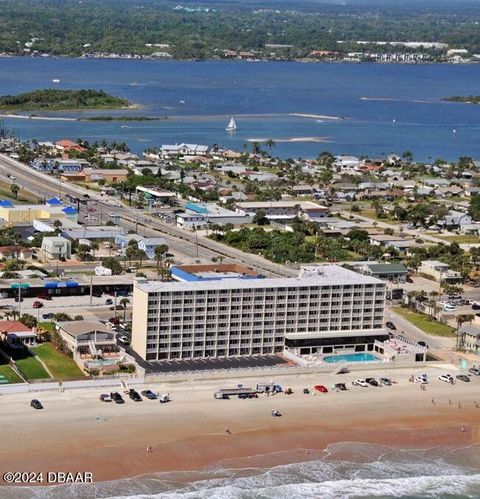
xmin=251 ymin=142 xmax=260 ymax=155
xmin=10 ymin=183 xmax=19 ymax=199
xmin=265 ymin=138 xmax=276 ymax=152
xmin=155 ymin=244 xmax=169 ymax=274
xmin=119 ymin=298 xmax=130 ymax=322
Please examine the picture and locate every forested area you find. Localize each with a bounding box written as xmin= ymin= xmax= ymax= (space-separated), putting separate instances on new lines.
xmin=0 ymin=0 xmax=479 ymax=59
xmin=0 ymin=89 xmax=130 ymax=110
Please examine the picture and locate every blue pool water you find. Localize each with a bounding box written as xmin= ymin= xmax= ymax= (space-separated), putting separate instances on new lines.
xmin=323 ymin=352 xmax=379 ymax=363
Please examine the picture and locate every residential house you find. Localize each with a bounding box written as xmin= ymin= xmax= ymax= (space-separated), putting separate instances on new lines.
xmin=439 ymin=210 xmax=472 ymax=228
xmin=55 ymin=320 xmax=121 ymax=369
xmin=0 ymin=320 xmax=37 ymax=348
xmin=459 ymin=321 xmax=480 ymax=355
xmin=41 ymin=236 xmax=72 ymax=260
xmin=359 ymin=263 xmax=409 ymax=281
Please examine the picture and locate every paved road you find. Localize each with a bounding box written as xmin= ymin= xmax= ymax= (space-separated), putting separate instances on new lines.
xmin=385 ymin=306 xmax=456 ymax=351
xmin=0 ymin=154 xmax=296 ymax=277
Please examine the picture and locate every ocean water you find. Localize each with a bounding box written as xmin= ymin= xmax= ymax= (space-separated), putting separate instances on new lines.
xmin=6 ymin=442 xmax=480 ymax=499
xmin=0 ymin=58 xmax=480 ymax=160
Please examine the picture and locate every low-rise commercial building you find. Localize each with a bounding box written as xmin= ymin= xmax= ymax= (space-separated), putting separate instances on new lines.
xmin=176 ymin=202 xmax=251 ymax=229
xmin=41 ymin=236 xmax=72 ymax=260
xmin=419 ymin=260 xmax=462 ymax=283
xmin=131 ymin=265 xmax=387 ymax=362
xmin=235 ymin=200 xmax=328 ymax=222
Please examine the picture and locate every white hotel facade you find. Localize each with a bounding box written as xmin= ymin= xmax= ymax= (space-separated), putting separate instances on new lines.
xmin=131 ymin=266 xmax=387 ymax=361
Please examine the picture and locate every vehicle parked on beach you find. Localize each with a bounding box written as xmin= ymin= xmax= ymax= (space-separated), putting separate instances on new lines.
xmin=99 ymin=394 xmax=112 ymax=402
xmin=159 ymin=393 xmax=170 ymax=403
xmin=141 ymin=390 xmax=157 ymax=400
xmin=469 ymin=367 xmax=480 ymax=376
xmin=271 ymin=409 xmax=281 ymax=417
xmin=415 ymin=374 xmax=428 ymax=384
xmin=366 ymin=378 xmax=380 ymax=387
xmin=438 ymin=374 xmax=454 ymax=384
xmin=128 ymin=389 xmax=142 ymax=401
xmin=32 ymin=301 xmax=43 ymax=309
xmin=352 ymin=379 xmax=368 ymax=387
xmin=379 ymin=377 xmax=392 ymax=386
xmin=110 ymin=392 xmax=125 ymax=404
xmin=256 ymin=383 xmax=282 ymax=394
xmin=314 ymin=385 xmax=328 ymax=393
xmin=334 ymin=383 xmax=347 ymax=391
xmin=30 ymin=399 xmax=43 ymax=409
xmin=456 ymin=375 xmax=471 ymax=383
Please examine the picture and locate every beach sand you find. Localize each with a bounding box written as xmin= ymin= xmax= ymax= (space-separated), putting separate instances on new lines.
xmin=1 ymin=365 xmax=479 ymax=485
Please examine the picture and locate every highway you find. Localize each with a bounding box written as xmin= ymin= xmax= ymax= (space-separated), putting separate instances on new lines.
xmin=0 ymin=154 xmax=296 ymax=276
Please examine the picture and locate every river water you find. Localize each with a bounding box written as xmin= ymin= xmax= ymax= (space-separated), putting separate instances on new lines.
xmin=0 ymin=57 xmax=480 ymax=160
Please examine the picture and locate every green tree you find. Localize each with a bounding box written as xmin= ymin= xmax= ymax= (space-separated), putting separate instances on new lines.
xmin=154 ymin=243 xmax=169 ymax=275
xmin=253 ymin=210 xmax=269 ymax=226
xmin=119 ymin=298 xmax=130 ymax=322
xmin=10 ymin=183 xmax=19 ymax=199
xmin=102 ymin=257 xmax=123 ymax=275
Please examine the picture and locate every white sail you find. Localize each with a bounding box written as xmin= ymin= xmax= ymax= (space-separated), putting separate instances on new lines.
xmin=226 ymin=117 xmax=236 ymax=131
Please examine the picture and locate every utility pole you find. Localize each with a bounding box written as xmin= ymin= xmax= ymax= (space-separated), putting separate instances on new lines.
xmin=89 ymin=274 xmax=93 ymax=307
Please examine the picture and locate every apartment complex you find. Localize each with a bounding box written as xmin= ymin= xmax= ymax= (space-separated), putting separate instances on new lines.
xmin=131 ymin=265 xmax=387 ymax=362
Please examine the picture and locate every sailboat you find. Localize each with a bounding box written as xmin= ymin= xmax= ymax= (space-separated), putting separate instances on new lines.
xmin=226 ymin=117 xmax=237 ymax=132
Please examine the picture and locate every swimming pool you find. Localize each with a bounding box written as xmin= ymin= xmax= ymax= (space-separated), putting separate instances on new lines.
xmin=323 ymin=353 xmax=379 ymax=363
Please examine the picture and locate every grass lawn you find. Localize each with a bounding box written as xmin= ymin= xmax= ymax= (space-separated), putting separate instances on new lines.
xmin=393 ymin=307 xmax=456 ymax=337
xmin=33 ymin=343 xmax=85 ymax=380
xmin=38 ymin=322 xmax=55 ymax=334
xmin=435 ymin=235 xmax=480 ymax=244
xmin=0 ymin=364 xmax=24 ymax=384
xmin=11 ymin=352 xmax=50 ymax=379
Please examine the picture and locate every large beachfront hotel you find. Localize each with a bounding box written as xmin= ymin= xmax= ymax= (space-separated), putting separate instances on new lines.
xmin=131 ymin=264 xmax=388 ymax=362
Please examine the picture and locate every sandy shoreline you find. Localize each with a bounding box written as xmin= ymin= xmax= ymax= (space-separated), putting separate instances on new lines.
xmin=1 ymin=365 xmax=479 ymax=486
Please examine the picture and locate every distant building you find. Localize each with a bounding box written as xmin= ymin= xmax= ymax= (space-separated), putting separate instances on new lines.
xmin=176 ymin=202 xmax=251 ymax=229
xmin=459 ymin=321 xmax=480 ymax=355
xmin=0 ymin=201 xmax=78 ymax=224
xmin=161 ymin=143 xmax=210 ymax=158
xmin=419 ymin=260 xmax=462 ymax=284
xmin=235 ymin=201 xmax=328 ymax=222
xmin=0 ymin=320 xmax=36 ymax=348
xmin=41 ymin=236 xmax=72 ymax=260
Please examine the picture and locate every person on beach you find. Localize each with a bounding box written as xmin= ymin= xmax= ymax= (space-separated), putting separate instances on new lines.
xmin=146 ymin=445 xmax=152 ymax=453
xmin=458 ymin=402 xmax=462 ymax=409
xmin=431 ymin=397 xmax=435 ymax=404
xmin=225 ymin=427 xmax=231 ymax=435
xmin=462 ymin=426 xmax=466 ymax=432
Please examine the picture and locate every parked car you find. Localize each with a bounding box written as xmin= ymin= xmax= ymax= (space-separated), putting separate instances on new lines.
xmin=118 ymin=335 xmax=130 ymax=345
xmin=110 ymin=305 xmax=124 ymax=311
xmin=456 ymin=375 xmax=471 ymax=383
xmin=109 ymin=317 xmax=120 ymax=325
xmin=32 ymin=301 xmax=43 ymax=309
xmin=30 ymin=399 xmax=43 ymax=409
xmin=366 ymin=378 xmax=380 ymax=387
xmin=438 ymin=374 xmax=454 ymax=384
xmin=417 ymin=341 xmax=428 ymax=348
xmin=159 ymin=393 xmax=170 ymax=403
xmin=334 ymin=383 xmax=347 ymax=391
xmin=385 ymin=321 xmax=396 ymax=330
xmin=14 ymin=296 xmax=23 ymax=302
xmin=379 ymin=377 xmax=392 ymax=386
xmin=110 ymin=392 xmax=125 ymax=404
xmin=42 ymin=313 xmax=54 ymax=320
xmin=468 ymin=367 xmax=480 ymax=376
xmin=105 ymin=298 xmax=113 ymax=305
xmin=314 ymin=385 xmax=328 ymax=393
xmin=128 ymin=389 xmax=142 ymax=402
xmin=141 ymin=390 xmax=157 ymax=400
xmin=415 ymin=374 xmax=428 ymax=384
xmin=352 ymin=379 xmax=368 ymax=387
xmin=472 ymin=302 xmax=480 ymax=310
xmin=99 ymin=394 xmax=112 ymax=402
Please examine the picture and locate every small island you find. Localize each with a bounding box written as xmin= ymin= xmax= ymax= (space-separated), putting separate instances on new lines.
xmin=443 ymin=95 xmax=480 ymax=104
xmin=80 ymin=115 xmax=167 ymax=122
xmin=0 ymin=89 xmax=132 ymax=110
